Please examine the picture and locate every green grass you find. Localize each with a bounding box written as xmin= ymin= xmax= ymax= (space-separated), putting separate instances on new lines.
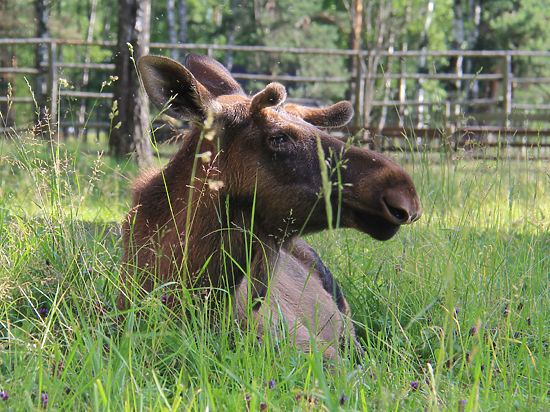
xmin=0 ymin=132 xmax=549 ymax=411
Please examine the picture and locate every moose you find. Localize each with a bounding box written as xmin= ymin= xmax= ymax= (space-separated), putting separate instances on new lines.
xmin=119 ymin=53 xmax=422 ymax=360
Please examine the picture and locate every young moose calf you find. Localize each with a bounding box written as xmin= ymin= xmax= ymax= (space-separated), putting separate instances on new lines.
xmin=120 ymin=54 xmax=422 ymax=360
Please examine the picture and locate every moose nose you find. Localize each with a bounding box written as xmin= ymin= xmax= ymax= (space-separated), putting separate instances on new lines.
xmin=383 ymin=197 xmax=422 ymax=225
xmin=409 ymin=211 xmax=421 ymax=223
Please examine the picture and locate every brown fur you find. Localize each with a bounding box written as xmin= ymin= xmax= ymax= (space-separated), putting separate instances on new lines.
xmin=119 ymin=54 xmax=422 ymax=360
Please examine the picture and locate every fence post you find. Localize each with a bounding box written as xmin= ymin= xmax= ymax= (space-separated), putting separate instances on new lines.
xmin=503 ymin=54 xmax=512 ymax=128
xmin=48 ymin=40 xmax=58 ymax=130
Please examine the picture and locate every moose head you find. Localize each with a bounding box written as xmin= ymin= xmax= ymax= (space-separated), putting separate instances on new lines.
xmin=137 ymin=54 xmax=421 ymax=246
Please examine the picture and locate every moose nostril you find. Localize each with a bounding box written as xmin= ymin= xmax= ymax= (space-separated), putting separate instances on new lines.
xmin=386 ymin=203 xmax=409 ymax=223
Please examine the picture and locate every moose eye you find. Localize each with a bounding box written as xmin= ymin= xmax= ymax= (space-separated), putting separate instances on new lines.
xmin=268 ymin=134 xmax=294 ymax=152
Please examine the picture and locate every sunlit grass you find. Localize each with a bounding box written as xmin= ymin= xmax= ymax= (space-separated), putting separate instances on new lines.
xmin=0 ymin=130 xmax=549 ymax=410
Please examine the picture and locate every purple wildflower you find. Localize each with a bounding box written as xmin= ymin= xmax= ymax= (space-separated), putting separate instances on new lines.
xmin=527 ymin=317 xmax=531 ymax=326
xmin=273 ymin=344 xmax=279 ymax=352
xmin=260 ymin=401 xmax=267 ymax=410
xmin=40 ymin=392 xmax=48 ymax=408
xmin=517 ymin=302 xmax=523 ymax=311
xmin=179 ymin=231 xmax=185 ymax=246
xmin=458 ymin=399 xmax=467 ymax=410
xmin=0 ymin=391 xmax=8 ymax=401
xmin=410 ymin=381 xmax=419 ymax=392
xmin=268 ymin=380 xmax=275 ymax=389
xmin=481 ymin=365 xmax=485 ymax=372
xmin=340 ymin=393 xmax=348 ymax=405
xmin=469 ymin=326 xmax=477 ymax=336
xmin=244 ymin=395 xmax=251 ymax=401
xmin=161 ymin=296 xmax=167 ymax=305
xmin=39 ymin=307 xmax=48 ymax=317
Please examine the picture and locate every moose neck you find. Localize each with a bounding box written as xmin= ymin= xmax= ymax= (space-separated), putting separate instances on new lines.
xmin=161 ymin=126 xmax=280 ymax=297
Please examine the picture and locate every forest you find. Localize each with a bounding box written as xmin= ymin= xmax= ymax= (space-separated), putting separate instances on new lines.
xmin=2 ymin=0 xmax=550 ymax=141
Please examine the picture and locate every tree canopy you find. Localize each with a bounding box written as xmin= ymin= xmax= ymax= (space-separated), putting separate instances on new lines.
xmin=2 ymin=0 xmax=550 ymax=134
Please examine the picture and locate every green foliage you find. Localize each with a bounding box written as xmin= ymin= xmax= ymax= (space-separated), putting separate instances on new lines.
xmin=3 ymin=0 xmax=550 ymax=130
xmin=482 ymin=0 xmax=550 ymax=50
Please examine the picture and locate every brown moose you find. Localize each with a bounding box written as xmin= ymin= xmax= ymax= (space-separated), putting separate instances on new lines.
xmin=119 ymin=53 xmax=422 ymax=360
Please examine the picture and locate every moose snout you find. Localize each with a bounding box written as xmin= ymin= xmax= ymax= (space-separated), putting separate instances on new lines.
xmin=381 ymin=188 xmax=423 ymax=225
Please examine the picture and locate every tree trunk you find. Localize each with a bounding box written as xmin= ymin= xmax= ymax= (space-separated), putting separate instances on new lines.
xmin=0 ymin=0 xmax=16 ymax=130
xmin=347 ymin=0 xmax=363 ymax=124
xmin=166 ymin=0 xmax=178 ymax=60
xmin=35 ymin=0 xmax=50 ymax=137
xmin=78 ymin=0 xmax=98 ymax=140
xmin=415 ymin=0 xmax=434 ymax=128
xmin=109 ymin=0 xmax=152 ymax=167
xmin=177 ymin=0 xmax=187 ymax=60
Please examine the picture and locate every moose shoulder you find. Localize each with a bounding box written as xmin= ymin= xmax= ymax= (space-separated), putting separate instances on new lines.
xmin=119 ymin=54 xmax=422 ymax=360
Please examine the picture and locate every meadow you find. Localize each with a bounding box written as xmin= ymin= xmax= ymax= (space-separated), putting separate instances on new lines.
xmin=0 ymin=131 xmax=549 ymax=411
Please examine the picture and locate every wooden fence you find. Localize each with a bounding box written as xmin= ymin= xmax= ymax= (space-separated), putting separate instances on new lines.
xmin=1 ymin=38 xmax=550 ymax=152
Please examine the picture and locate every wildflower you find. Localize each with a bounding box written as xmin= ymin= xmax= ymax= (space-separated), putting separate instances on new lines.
xmin=40 ymin=392 xmax=48 ymax=408
xmin=244 ymin=395 xmax=251 ymax=401
xmin=260 ymin=402 xmax=267 ymax=410
xmin=207 ymin=180 xmax=224 ymax=191
xmin=268 ymin=380 xmax=275 ymax=389
xmin=0 ymin=390 xmax=8 ymax=401
xmin=39 ymin=307 xmax=48 ymax=317
xmin=198 ymin=151 xmax=212 ymax=163
xmin=480 ymin=365 xmax=485 ymax=372
xmin=410 ymin=381 xmax=419 ymax=392
xmin=469 ymin=326 xmax=477 ymax=336
xmin=458 ymin=399 xmax=467 ymax=410
xmin=517 ymin=302 xmax=523 ymax=311
xmin=161 ymin=296 xmax=168 ymax=305
xmin=502 ymin=309 xmax=509 ymax=317
xmin=273 ymin=344 xmax=279 ymax=352
xmin=339 ymin=393 xmax=348 ymax=405
xmin=527 ymin=317 xmax=531 ymax=326
xmin=95 ymin=301 xmax=106 ymax=315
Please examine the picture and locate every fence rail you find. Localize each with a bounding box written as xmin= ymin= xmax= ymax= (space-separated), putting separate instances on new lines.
xmin=1 ymin=37 xmax=549 ymax=153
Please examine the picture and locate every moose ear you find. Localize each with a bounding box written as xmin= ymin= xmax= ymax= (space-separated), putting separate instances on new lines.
xmin=250 ymin=82 xmax=287 ymax=115
xmin=284 ymin=101 xmax=354 ymax=128
xmin=138 ymin=55 xmax=219 ymax=122
xmin=184 ymin=53 xmax=245 ymax=97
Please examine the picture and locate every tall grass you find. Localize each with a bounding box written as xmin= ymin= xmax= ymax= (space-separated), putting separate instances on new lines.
xmin=0 ymin=121 xmax=549 ymax=410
